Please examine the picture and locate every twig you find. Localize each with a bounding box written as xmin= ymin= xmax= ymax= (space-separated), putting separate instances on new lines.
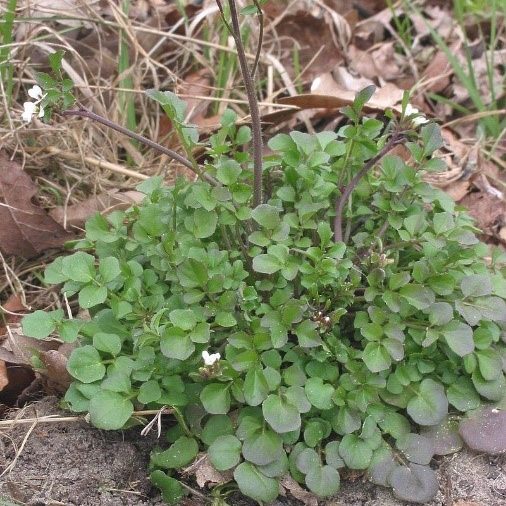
xmin=216 ymin=0 xmax=264 ymax=207
xmin=61 ymin=109 xmax=219 ymax=186
xmin=333 ymin=133 xmax=404 ymax=242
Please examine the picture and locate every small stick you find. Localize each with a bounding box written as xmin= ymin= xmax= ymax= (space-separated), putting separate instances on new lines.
xmin=62 ymin=109 xmax=219 ymax=186
xmin=334 ymin=133 xmax=404 ymax=242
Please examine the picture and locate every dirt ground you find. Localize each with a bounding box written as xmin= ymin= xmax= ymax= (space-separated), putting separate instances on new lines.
xmin=0 ymin=398 xmax=505 ymax=506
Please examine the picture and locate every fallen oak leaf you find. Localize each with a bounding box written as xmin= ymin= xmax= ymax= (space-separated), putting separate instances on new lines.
xmin=0 ymin=152 xmax=73 ymax=258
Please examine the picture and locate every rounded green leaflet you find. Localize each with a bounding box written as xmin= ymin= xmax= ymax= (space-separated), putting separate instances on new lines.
xmin=160 ymin=327 xmax=195 ymax=361
xmin=304 ymin=420 xmax=326 ymax=447
xmin=442 ymin=320 xmax=474 ymax=357
xmin=99 ymin=256 xmax=121 ymax=283
xmin=169 ymin=309 xmax=196 ymax=331
xmin=461 ymin=274 xmax=492 ymax=298
xmin=200 ymin=383 xmax=231 ymax=414
xmin=325 ymin=441 xmax=345 ymax=469
xmin=61 ymin=251 xmax=96 ymax=282
xmin=475 ymin=349 xmax=503 ymax=381
xmin=257 ymin=452 xmax=288 ymax=477
xmin=251 ymin=204 xmax=281 ymax=230
xmin=201 ymin=414 xmax=234 ymax=445
xmin=295 ymin=447 xmax=320 ymax=474
xmin=92 ymin=332 xmax=122 ymax=356
xmin=472 ymin=370 xmax=505 ymax=401
xmin=67 ymin=345 xmax=106 ymax=383
xmin=252 ymin=254 xmax=283 ymax=274
xmin=262 ymin=394 xmax=301 ymax=433
xmin=242 ymin=429 xmax=283 ymax=466
xmin=421 ymin=418 xmax=463 ymax=456
xmin=217 ymin=158 xmax=242 ymax=185
xmin=304 ymin=377 xmax=334 ymax=410
xmin=233 ymin=462 xmax=280 ymax=504
xmin=447 ymin=377 xmax=480 ymax=411
xmin=243 ymin=368 xmax=269 ymax=406
xmin=208 ymin=435 xmax=242 ymax=470
xmin=137 ymin=380 xmax=162 ymax=404
xmin=151 ymin=436 xmax=199 ymax=469
xmin=22 ymin=310 xmax=58 ymax=339
xmin=388 ymin=464 xmax=438 ymax=503
xmin=363 ymin=342 xmax=391 ymax=372
xmin=78 ymin=284 xmax=108 ymax=309
xmin=368 ymin=447 xmax=398 ymax=487
xmin=305 ymin=465 xmax=340 ymax=497
xmin=88 ymin=390 xmax=133 ymax=429
xmin=407 ymin=379 xmax=448 ymax=426
xmin=459 ymin=405 xmax=506 ymax=454
xmin=338 ymin=434 xmax=373 ymax=469
xmin=150 ymin=470 xmax=185 ymax=505
xmin=193 ymin=208 xmax=217 ymax=238
xmin=284 ymin=386 xmax=311 ymax=413
xmin=396 ymin=433 xmax=435 ymax=465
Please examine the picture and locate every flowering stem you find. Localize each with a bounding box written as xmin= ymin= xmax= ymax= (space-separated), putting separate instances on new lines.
xmin=333 ymin=133 xmax=405 ymax=242
xmin=61 ymin=108 xmax=219 ymax=186
xmin=216 ymin=0 xmax=264 ymax=207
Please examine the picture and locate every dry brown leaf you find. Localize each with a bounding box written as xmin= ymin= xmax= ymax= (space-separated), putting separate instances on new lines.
xmin=421 ymin=50 xmax=452 ymax=93
xmin=269 ymin=11 xmax=344 ymax=82
xmin=39 ymin=349 xmax=73 ymax=391
xmin=5 ymin=327 xmax=60 ymax=365
xmin=49 ymin=190 xmax=144 ymax=229
xmin=0 ymin=153 xmax=72 ymax=258
xmin=183 ymin=454 xmax=231 ymax=488
xmin=0 ymin=360 xmax=8 ymax=391
xmin=279 ymin=80 xmax=403 ymax=112
xmin=280 ymin=474 xmax=318 ymax=506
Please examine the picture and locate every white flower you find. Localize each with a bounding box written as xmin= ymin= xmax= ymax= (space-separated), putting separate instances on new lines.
xmin=28 ymin=85 xmax=43 ymax=100
xmin=202 ymin=350 xmax=221 ymax=366
xmin=22 ymin=85 xmax=46 ymax=122
xmin=405 ymin=103 xmax=429 ymax=127
xmin=22 ymin=101 xmax=37 ymax=122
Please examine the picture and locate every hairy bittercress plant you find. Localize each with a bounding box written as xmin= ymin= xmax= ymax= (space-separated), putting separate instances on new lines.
xmin=21 ymin=54 xmax=506 ymax=506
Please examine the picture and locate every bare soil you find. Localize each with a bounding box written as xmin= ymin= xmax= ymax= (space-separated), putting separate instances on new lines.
xmin=0 ymin=398 xmax=505 ymax=506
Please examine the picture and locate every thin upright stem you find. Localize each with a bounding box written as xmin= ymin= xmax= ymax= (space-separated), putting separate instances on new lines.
xmin=333 ymin=133 xmax=404 ymax=242
xmin=62 ymin=108 xmax=219 ymax=186
xmin=251 ymin=0 xmax=264 ymax=79
xmin=218 ymin=0 xmax=264 ymax=207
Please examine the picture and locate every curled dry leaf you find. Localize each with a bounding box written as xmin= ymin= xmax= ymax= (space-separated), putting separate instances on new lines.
xmin=0 ymin=153 xmax=72 ymax=258
xmin=182 ymin=453 xmax=231 ymax=488
xmin=49 ymin=190 xmax=144 ymax=229
xmin=39 ymin=349 xmax=73 ymax=392
xmin=280 ymin=474 xmax=318 ymax=506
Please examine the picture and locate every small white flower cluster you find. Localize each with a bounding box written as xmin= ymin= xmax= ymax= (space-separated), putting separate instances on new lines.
xmin=22 ymin=85 xmax=45 ymax=122
xmin=202 ymin=350 xmax=221 ymax=366
xmin=405 ymin=104 xmax=429 ymax=128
